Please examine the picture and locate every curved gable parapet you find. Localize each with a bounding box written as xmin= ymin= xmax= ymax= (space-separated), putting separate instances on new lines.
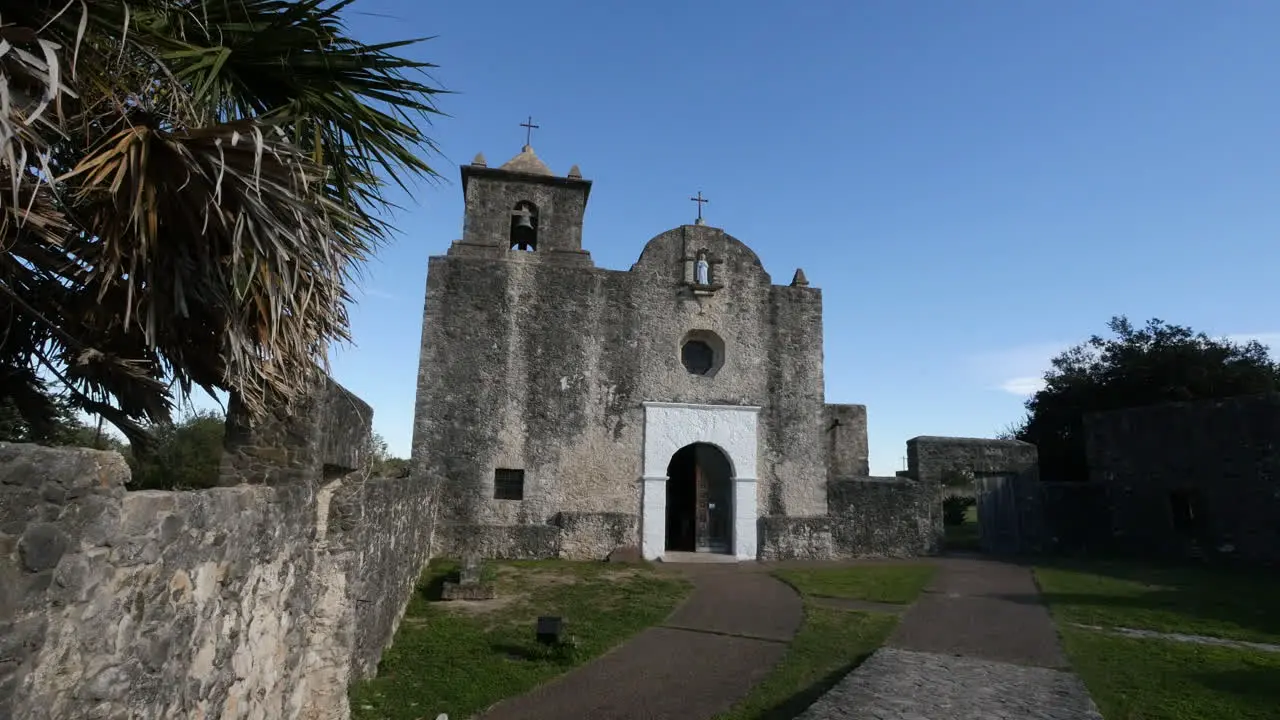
xmin=632 ymin=225 xmax=772 ymax=285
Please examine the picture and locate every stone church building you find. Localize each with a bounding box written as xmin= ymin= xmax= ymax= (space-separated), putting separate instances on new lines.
xmin=411 ymin=141 xmax=950 ymax=561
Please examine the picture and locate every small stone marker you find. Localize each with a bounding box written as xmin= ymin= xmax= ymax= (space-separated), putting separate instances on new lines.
xmin=441 ymin=553 xmax=496 ymax=601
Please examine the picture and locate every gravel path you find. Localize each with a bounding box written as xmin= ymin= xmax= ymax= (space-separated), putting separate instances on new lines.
xmin=796 ymin=557 xmax=1103 ymax=720
xmin=795 ymin=648 xmax=1102 ymax=720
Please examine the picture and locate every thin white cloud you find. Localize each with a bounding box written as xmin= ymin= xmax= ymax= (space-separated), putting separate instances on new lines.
xmin=999 ymin=377 xmax=1046 ymax=396
xmin=982 ymin=331 xmax=1280 ymax=398
xmin=360 ymin=287 xmax=394 ymax=300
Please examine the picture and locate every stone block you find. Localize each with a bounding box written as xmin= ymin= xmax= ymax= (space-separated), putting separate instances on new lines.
xmin=18 ymin=524 xmax=70 ymax=572
xmin=441 ymin=581 xmax=496 ymax=601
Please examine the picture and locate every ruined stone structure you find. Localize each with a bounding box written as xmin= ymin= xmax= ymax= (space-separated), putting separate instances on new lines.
xmin=1084 ymin=392 xmax=1280 ymax=564
xmin=0 ymin=377 xmax=434 ymax=719
xmin=412 ymin=143 xmax=938 ymax=560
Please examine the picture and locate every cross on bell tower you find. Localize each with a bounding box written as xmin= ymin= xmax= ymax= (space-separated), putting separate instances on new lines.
xmin=690 ymin=191 xmax=709 ymax=225
xmin=520 ymin=115 xmax=540 ymax=147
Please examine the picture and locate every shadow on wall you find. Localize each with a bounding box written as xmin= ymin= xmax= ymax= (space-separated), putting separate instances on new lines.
xmin=0 ymin=374 xmax=437 ymax=720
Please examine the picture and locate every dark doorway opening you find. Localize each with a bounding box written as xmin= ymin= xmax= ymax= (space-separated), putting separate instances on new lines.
xmin=665 ymin=443 xmax=733 ymax=553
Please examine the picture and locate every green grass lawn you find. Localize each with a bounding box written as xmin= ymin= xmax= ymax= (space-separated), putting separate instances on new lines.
xmin=348 ymin=559 xmax=691 ymax=720
xmin=1036 ymin=561 xmax=1280 ymax=720
xmin=715 ymin=563 xmax=935 ymax=720
xmin=773 ymin=563 xmax=937 ymax=604
xmin=944 ymin=505 xmax=981 ymax=551
xmin=1035 ymin=561 xmax=1280 ymax=644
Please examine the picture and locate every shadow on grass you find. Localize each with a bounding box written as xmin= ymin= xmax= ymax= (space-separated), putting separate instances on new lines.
xmin=418 ymin=568 xmax=455 ymax=601
xmin=1194 ymin=667 xmax=1280 ymax=704
xmin=749 ymin=654 xmax=873 ymax=720
xmin=1029 ymin=558 xmax=1280 ymax=643
xmin=489 ymin=642 xmax=579 ymax=666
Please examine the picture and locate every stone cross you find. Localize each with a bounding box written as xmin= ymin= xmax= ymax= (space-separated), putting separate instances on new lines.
xmin=520 ymin=115 xmax=540 ymax=146
xmin=690 ymin=191 xmax=709 ymax=225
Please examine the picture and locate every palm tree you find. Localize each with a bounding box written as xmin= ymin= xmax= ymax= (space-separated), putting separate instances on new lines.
xmin=0 ymin=0 xmax=445 ymax=448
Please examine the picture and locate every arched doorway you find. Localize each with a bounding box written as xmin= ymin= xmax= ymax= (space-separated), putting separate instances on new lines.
xmin=665 ymin=443 xmax=734 ymax=553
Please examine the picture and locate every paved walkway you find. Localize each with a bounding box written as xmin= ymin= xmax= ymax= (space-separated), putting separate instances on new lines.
xmin=797 ymin=556 xmax=1103 ymax=720
xmin=476 ymin=563 xmax=802 ymax=720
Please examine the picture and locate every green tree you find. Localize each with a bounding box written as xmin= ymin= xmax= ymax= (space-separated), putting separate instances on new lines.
xmin=1010 ymin=317 xmax=1280 ymax=483
xmin=367 ymin=431 xmax=410 ymax=478
xmin=127 ymin=410 xmax=227 ymax=490
xmin=1 ymin=0 xmax=445 ymax=450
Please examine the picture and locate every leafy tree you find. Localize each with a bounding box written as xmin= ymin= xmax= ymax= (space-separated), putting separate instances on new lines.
xmin=1009 ymin=317 xmax=1280 ymax=483
xmin=1 ymin=1 xmax=445 ymax=451
xmin=127 ymin=410 xmax=227 ymax=490
xmin=0 ymin=376 xmax=126 ymax=450
xmin=367 ymin=431 xmax=410 ymax=478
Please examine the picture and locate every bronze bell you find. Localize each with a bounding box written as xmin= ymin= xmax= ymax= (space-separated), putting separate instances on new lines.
xmin=511 ymin=209 xmax=536 ymax=250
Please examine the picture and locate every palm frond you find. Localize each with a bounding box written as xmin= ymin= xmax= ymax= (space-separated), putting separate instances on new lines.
xmin=0 ymin=0 xmax=446 ymax=448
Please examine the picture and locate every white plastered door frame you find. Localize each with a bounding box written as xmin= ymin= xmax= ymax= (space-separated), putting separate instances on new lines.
xmin=640 ymin=402 xmax=760 ymax=560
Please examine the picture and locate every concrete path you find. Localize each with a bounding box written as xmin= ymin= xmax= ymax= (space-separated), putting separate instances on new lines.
xmin=797 ymin=556 xmax=1103 ymax=720
xmin=476 ymin=563 xmax=802 ymax=720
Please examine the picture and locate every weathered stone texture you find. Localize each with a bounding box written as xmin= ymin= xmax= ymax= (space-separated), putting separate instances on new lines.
xmin=1084 ymin=393 xmax=1280 ymax=564
xmin=906 ymin=435 xmax=1038 ymax=485
xmin=759 ymin=516 xmax=834 ymax=560
xmin=1 ymin=393 xmax=432 ymax=719
xmin=828 ymin=477 xmax=942 ymax=557
xmin=824 ymin=404 xmax=869 ymax=479
xmin=221 ymin=374 xmax=373 ymax=486
xmin=554 ymin=512 xmax=639 ymax=561
xmin=414 ymin=210 xmax=830 ymax=555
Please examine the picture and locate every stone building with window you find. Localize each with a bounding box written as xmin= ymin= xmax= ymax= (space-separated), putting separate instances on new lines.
xmin=411 ymin=142 xmax=941 ymax=561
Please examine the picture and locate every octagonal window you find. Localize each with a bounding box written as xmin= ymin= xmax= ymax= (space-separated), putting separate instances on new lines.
xmin=680 ymin=330 xmax=725 ymax=376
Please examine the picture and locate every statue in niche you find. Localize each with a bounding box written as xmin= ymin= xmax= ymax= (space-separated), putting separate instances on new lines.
xmin=695 ymin=249 xmax=710 ymax=286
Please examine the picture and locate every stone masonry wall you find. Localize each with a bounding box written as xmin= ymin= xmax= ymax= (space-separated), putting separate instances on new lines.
xmin=221 ymin=374 xmax=374 ymax=486
xmin=906 ymin=436 xmax=1038 ymax=485
xmin=759 ymin=476 xmax=941 ymax=560
xmin=1 ymin=382 xmax=433 ymax=719
xmin=828 ymin=477 xmax=942 ymax=557
xmin=1084 ymin=393 xmax=1280 ymax=564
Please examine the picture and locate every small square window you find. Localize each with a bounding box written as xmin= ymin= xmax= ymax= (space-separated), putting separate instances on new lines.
xmin=494 ymin=469 xmax=525 ymax=500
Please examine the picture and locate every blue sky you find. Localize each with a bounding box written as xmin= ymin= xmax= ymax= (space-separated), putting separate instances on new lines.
xmin=199 ymin=1 xmax=1280 ymax=475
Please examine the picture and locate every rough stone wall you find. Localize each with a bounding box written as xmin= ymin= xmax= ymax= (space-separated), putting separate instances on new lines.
xmin=906 ymin=436 xmax=1038 ymax=485
xmin=828 ymin=477 xmax=942 ymax=557
xmin=1084 ymin=393 xmax=1280 ymax=564
xmin=1 ymin=384 xmax=432 ymax=719
xmin=759 ymin=476 xmax=941 ymax=560
xmin=220 ymin=374 xmax=373 ymax=485
xmin=824 ymin=404 xmax=870 ymax=479
xmin=759 ymin=517 xmax=834 ymax=560
xmin=413 ymin=218 xmax=829 ymax=556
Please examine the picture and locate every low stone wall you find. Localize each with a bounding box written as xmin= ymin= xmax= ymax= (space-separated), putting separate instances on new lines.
xmin=435 ymin=523 xmax=562 ymax=560
xmin=220 ymin=374 xmax=374 ymax=486
xmin=906 ymin=436 xmax=1037 ymax=485
xmin=759 ymin=516 xmax=834 ymax=560
xmin=1 ymin=446 xmax=433 ymax=718
xmin=760 ymin=477 xmax=941 ymax=560
xmin=554 ymin=512 xmax=638 ymax=560
xmin=434 ymin=512 xmax=640 ymax=561
xmin=828 ymin=476 xmax=942 ymax=557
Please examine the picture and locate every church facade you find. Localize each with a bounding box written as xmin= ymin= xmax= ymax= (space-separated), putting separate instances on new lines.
xmin=411 ymin=142 xmax=944 ymax=561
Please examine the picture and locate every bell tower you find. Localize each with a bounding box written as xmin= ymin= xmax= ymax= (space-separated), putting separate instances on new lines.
xmin=448 ymin=139 xmax=593 ymax=266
